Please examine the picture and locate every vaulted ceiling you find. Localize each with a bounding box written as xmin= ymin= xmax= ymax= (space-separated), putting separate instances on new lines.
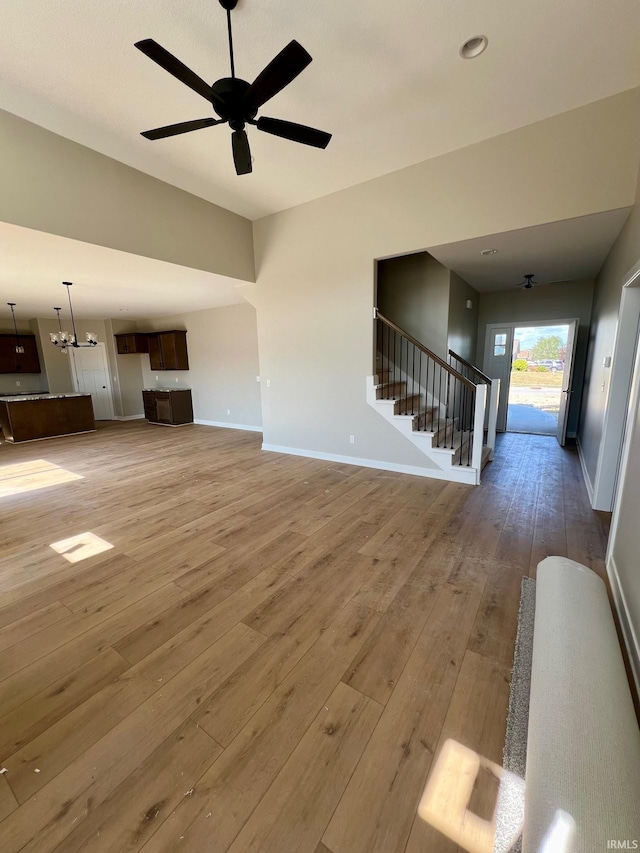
xmin=1 ymin=0 xmax=639 ymax=220
xmin=1 ymin=1 xmax=640 ymax=320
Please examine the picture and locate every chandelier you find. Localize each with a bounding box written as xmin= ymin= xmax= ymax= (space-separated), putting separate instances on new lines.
xmin=49 ymin=282 xmax=97 ymax=352
xmin=7 ymin=303 xmax=25 ymax=354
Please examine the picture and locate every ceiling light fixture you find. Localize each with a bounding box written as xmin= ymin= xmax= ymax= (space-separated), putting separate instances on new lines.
xmin=50 ymin=282 xmax=98 ymax=353
xmin=516 ymin=274 xmax=538 ymax=290
xmin=460 ymin=36 xmax=488 ymax=59
xmin=7 ymin=303 xmax=25 ymax=354
xmin=480 ymin=248 xmax=497 ymax=256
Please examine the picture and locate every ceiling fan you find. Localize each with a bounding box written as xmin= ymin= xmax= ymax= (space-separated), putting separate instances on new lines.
xmin=516 ymin=274 xmax=538 ymax=289
xmin=135 ymin=0 xmax=332 ymax=175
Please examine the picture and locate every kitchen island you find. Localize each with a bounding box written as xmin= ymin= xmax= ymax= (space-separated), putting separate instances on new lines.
xmin=0 ymin=393 xmax=95 ymax=443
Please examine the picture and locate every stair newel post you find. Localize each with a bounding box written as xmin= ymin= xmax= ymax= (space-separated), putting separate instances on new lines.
xmin=459 ymin=382 xmax=466 ymax=462
xmin=468 ymin=389 xmax=473 ymax=466
xmin=486 ymin=378 xmax=500 ymax=461
xmin=431 ymin=358 xmax=436 ymax=435
xmin=471 ymin=383 xmax=487 ymax=481
xmin=418 ymin=351 xmax=422 ymax=427
xmin=412 ymin=344 xmax=416 ymax=416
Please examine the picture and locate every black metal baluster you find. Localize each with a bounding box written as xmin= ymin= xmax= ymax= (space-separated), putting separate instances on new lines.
xmin=425 ymin=354 xmax=430 ymax=431
xmin=468 ymin=393 xmax=474 ymax=467
xmin=452 ymin=378 xmax=458 ymax=449
xmin=412 ymin=344 xmax=416 ymax=416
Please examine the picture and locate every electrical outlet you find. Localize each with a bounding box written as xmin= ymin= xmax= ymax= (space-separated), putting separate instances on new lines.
xmin=155 ymin=375 xmax=159 ymax=380
xmin=349 ymin=435 xmax=355 ymax=444
xmin=266 ymin=379 xmax=271 ymax=388
xmin=256 ymin=376 xmax=261 ymax=383
xmin=15 ymin=380 xmax=21 ymax=387
xmin=227 ymin=409 xmax=231 ymax=415
xmin=175 ymin=378 xmax=179 ymax=383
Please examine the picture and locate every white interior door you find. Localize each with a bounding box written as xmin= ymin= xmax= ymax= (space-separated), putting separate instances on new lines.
xmin=556 ymin=320 xmax=579 ymax=446
xmin=70 ymin=343 xmax=114 ymax=420
xmin=483 ymin=325 xmax=514 ymax=432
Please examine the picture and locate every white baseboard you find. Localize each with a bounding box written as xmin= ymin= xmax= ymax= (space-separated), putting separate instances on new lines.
xmin=194 ymin=419 xmax=262 ymax=433
xmin=261 ymin=444 xmax=477 ymax=484
xmin=576 ymin=435 xmax=595 ymax=505
xmin=113 ymin=414 xmax=145 ymax=421
xmin=608 ymin=554 xmax=640 ymax=699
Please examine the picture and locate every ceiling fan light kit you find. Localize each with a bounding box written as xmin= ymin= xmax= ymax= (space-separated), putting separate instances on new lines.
xmin=135 ymin=0 xmax=332 ymax=176
xmin=517 ymin=274 xmax=538 ymax=290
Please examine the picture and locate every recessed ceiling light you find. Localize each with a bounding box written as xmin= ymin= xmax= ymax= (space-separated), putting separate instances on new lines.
xmin=119 ymin=308 xmax=129 ymax=312
xmin=460 ymin=36 xmax=488 ymax=59
xmin=480 ymin=248 xmax=497 ymax=256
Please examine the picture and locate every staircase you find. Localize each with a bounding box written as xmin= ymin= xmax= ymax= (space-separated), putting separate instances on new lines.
xmin=367 ymin=311 xmax=499 ymax=485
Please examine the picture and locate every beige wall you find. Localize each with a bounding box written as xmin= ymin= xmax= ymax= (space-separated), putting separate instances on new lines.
xmin=579 ymin=168 xmax=640 ymax=483
xmin=609 ymin=326 xmax=640 ymax=683
xmin=477 ymin=279 xmax=594 ymax=436
xmin=448 ymin=273 xmax=479 ymax=364
xmin=249 ymin=89 xmax=640 ymax=466
xmin=137 ymin=302 xmax=262 ymax=429
xmin=377 ymin=252 xmax=450 ymax=357
xmin=0 ymin=108 xmax=255 ymax=283
xmin=104 ymin=319 xmax=145 ymax=418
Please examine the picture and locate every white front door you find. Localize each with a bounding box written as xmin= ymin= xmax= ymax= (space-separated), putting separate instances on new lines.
xmin=556 ymin=320 xmax=579 ymax=446
xmin=69 ymin=343 xmax=114 ymax=420
xmin=483 ymin=325 xmax=514 ymax=432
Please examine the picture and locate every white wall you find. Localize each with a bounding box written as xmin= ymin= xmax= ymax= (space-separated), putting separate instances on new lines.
xmin=249 ymin=88 xmax=640 ymax=468
xmin=137 ymin=302 xmax=262 ymax=430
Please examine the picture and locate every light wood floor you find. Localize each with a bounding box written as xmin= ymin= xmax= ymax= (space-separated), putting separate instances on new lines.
xmin=0 ymin=421 xmax=609 ymax=853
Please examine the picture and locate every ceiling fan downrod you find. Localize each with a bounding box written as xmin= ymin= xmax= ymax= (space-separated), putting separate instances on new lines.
xmin=218 ymin=0 xmax=238 ymax=78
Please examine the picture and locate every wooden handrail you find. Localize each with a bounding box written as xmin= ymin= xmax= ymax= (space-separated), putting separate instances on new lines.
xmin=448 ymin=349 xmax=492 ymax=385
xmin=375 ymin=311 xmax=476 ymax=390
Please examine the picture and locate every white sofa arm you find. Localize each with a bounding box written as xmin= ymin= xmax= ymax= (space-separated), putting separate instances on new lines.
xmin=524 ymin=556 xmax=640 ymax=852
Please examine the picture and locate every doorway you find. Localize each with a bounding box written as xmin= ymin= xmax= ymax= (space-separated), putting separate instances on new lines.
xmin=483 ymin=319 xmax=579 ymax=445
xmin=69 ymin=343 xmax=114 ymax=420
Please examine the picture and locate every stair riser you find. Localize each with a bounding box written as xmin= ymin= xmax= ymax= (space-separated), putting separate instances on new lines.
xmin=394 ymin=395 xmax=421 ymax=415
xmin=376 ymin=382 xmax=407 ymax=399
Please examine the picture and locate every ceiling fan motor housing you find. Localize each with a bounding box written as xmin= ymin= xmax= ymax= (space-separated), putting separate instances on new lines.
xmin=211 ymin=77 xmax=257 ymax=124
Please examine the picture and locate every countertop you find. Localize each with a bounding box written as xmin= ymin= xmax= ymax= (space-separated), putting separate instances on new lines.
xmin=0 ymin=393 xmax=91 ymax=403
xmin=142 ymin=388 xmax=191 ymax=392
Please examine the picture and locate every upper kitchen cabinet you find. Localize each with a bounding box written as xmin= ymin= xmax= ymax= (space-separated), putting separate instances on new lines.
xmin=0 ymin=334 xmax=41 ymax=373
xmin=147 ymin=331 xmax=189 ymax=371
xmin=114 ymin=333 xmax=149 ymax=355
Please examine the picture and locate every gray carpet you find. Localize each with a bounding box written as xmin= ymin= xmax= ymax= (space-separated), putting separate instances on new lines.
xmin=493 ymin=577 xmax=536 ymax=853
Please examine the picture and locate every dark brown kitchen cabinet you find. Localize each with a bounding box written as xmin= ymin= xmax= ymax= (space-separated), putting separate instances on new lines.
xmin=147 ymin=331 xmax=189 ymax=371
xmin=142 ymin=389 xmax=193 ymax=425
xmin=0 ymin=334 xmax=41 ymax=373
xmin=114 ymin=333 xmax=149 ymax=354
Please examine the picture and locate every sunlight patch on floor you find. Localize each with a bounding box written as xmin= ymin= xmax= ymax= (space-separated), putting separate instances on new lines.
xmin=50 ymin=532 xmax=114 ymax=563
xmin=0 ymin=459 xmax=83 ymax=498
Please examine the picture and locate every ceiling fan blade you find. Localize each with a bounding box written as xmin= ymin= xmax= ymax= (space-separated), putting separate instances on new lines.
xmin=257 ymin=116 xmax=331 ymax=149
xmin=232 ymin=129 xmax=252 ymax=175
xmin=141 ymin=117 xmax=222 ymax=140
xmin=135 ymin=39 xmax=223 ymax=108
xmin=244 ymin=40 xmax=312 ymax=113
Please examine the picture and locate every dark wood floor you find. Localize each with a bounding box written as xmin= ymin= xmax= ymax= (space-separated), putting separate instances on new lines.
xmin=0 ymin=422 xmax=609 ymax=852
